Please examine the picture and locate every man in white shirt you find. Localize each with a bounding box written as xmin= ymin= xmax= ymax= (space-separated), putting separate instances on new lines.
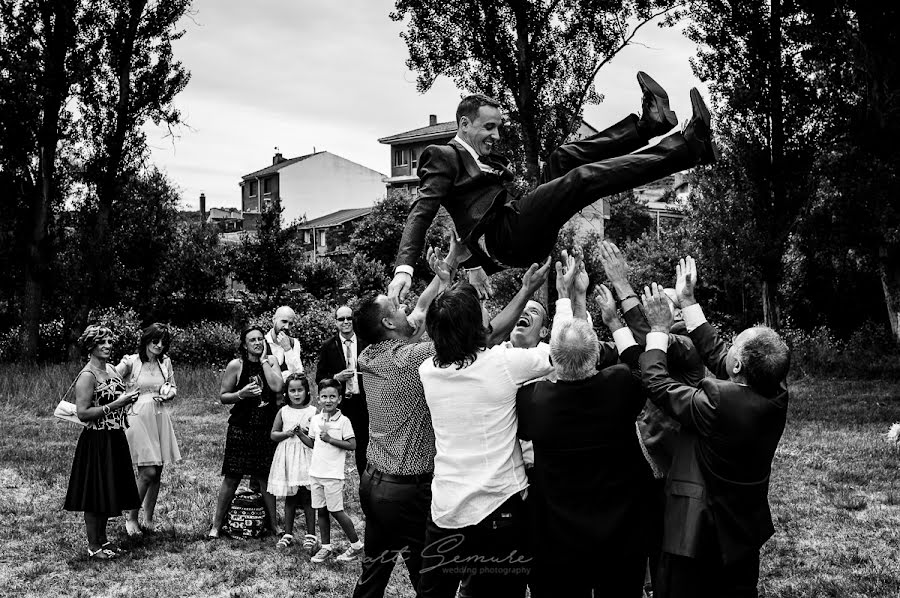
xmin=264 ymin=306 xmax=304 ymax=380
xmin=415 ymin=249 xmax=585 ymax=598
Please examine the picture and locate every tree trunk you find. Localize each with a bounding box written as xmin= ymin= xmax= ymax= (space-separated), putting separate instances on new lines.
xmin=21 ymin=1 xmax=76 ymax=361
xmin=879 ymin=244 xmax=900 ymax=344
xmin=761 ymin=277 xmax=779 ymax=328
xmin=70 ymin=0 xmax=147 ymax=350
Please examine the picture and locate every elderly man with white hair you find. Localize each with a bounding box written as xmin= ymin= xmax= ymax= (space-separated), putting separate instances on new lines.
xmin=264 ymin=305 xmax=305 ymax=380
xmin=516 ymin=255 xmax=654 ymax=598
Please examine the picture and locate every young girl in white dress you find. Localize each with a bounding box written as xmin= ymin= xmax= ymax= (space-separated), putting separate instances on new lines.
xmin=268 ymin=373 xmax=318 ymax=551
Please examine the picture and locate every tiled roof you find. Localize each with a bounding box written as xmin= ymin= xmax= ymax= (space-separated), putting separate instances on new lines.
xmin=378 ymin=121 xmax=457 ymax=144
xmin=241 ymin=152 xmax=321 ymax=180
xmin=297 ymin=207 xmax=373 ymax=229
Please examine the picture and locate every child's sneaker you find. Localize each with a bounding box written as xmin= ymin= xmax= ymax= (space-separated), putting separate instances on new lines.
xmin=275 ymin=534 xmax=293 ymax=549
xmin=336 ymin=543 xmax=364 ymax=562
xmin=302 ymin=534 xmax=320 ymax=553
xmin=310 ymin=545 xmax=335 ymax=563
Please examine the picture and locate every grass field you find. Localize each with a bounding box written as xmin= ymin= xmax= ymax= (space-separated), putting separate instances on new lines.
xmin=0 ymin=365 xmax=899 ymax=597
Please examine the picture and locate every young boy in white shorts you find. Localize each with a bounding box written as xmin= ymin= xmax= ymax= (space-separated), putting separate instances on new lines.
xmin=297 ymin=378 xmax=363 ymax=562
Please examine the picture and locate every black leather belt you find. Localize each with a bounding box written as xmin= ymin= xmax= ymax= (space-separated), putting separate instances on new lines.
xmin=365 ymin=463 xmax=432 ymax=484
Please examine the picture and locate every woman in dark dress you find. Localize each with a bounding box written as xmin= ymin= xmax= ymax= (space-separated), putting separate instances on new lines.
xmin=208 ymin=326 xmax=284 ymax=538
xmin=64 ymin=325 xmax=141 ymax=560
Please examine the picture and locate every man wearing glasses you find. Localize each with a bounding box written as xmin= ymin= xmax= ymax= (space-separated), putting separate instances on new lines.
xmin=316 ymin=305 xmax=369 ymax=476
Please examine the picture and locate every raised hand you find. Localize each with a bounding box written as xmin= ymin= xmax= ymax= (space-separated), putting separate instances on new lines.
xmin=388 ymin=272 xmax=412 ymax=307
xmin=426 ymin=246 xmax=455 ymax=285
xmin=595 ymin=284 xmax=622 ymax=330
xmin=521 ymin=257 xmax=551 ymax=296
xmin=468 ymin=267 xmax=493 ymax=300
xmin=574 ymin=261 xmax=589 ymax=297
xmin=445 ymin=233 xmax=471 ymax=267
xmin=675 ymin=256 xmax=698 ymax=307
xmin=642 ymin=283 xmax=675 ymax=333
xmin=599 ymin=241 xmax=629 ymax=288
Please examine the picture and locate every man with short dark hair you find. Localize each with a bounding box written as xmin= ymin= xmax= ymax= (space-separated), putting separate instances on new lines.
xmin=640 ymin=257 xmax=790 ymax=598
xmin=389 ymin=72 xmax=719 ymax=302
xmin=350 ymin=243 xmax=550 ymax=598
xmin=316 ymin=305 xmax=369 ymax=476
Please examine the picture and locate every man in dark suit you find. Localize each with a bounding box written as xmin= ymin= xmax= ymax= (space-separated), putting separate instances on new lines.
xmin=388 ymin=71 xmax=719 ymax=303
xmin=516 ymin=255 xmax=654 ymax=597
xmin=315 ymin=305 xmax=369 ymax=476
xmin=597 ymin=240 xmax=706 ymax=596
xmin=639 ymin=258 xmax=791 ymax=598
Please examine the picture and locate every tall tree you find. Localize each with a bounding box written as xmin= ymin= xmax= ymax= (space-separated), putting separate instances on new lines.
xmin=392 ymin=0 xmax=682 ymax=184
xmin=0 ymin=0 xmax=79 ymax=360
xmin=70 ymin=0 xmax=191 ymax=347
xmin=792 ymin=1 xmax=900 ymax=342
xmin=685 ymin=0 xmax=818 ymax=327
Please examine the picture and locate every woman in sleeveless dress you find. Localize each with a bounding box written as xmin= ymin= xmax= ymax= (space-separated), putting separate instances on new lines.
xmin=64 ymin=325 xmax=141 ymax=560
xmin=207 ymin=326 xmax=284 ymax=538
xmin=117 ymin=323 xmax=181 ymax=536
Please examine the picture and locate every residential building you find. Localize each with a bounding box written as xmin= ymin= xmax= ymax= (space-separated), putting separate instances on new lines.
xmin=296 ymin=207 xmax=373 ymax=262
xmin=377 ymin=115 xmax=600 ymax=196
xmin=206 ymin=207 xmax=244 ymax=233
xmin=239 ymin=149 xmax=386 ymax=229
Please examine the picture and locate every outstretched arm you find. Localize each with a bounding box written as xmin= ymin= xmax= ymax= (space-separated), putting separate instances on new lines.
xmin=488 ymin=258 xmax=552 ymax=346
xmin=673 ymin=256 xmax=729 ymax=379
xmin=640 ymin=284 xmax=716 ymax=435
xmin=407 ymin=240 xmax=469 ymax=341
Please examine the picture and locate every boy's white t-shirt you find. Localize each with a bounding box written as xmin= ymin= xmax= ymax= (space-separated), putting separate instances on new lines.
xmin=308 ymin=410 xmax=355 ymax=480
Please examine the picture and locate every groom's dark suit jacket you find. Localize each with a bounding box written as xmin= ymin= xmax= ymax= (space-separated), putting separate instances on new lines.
xmin=639 ymin=321 xmax=788 ymax=564
xmin=395 ymin=139 xmax=515 ymax=273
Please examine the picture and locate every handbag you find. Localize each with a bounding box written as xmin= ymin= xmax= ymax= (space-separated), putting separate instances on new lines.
xmin=224 ymin=488 xmax=266 ymax=538
xmin=54 ymin=370 xmax=87 ymax=426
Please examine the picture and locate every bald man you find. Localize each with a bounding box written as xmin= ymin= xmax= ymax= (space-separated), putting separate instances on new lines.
xmin=264 ymin=306 xmax=305 ymax=380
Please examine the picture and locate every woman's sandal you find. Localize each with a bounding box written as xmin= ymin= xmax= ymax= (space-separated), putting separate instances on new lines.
xmin=102 ymin=542 xmax=127 ymax=555
xmin=87 ymin=546 xmax=118 ymax=560
xmin=206 ymin=528 xmax=221 ymax=540
xmin=276 ymin=533 xmax=294 ymax=549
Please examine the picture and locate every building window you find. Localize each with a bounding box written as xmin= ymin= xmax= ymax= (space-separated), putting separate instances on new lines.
xmin=393 ymin=148 xmax=407 ymax=167
xmin=303 ymin=231 xmax=311 ymax=244
xmin=249 ymin=181 xmax=258 ymax=197
xmin=263 ymin=177 xmax=272 ymax=195
xmin=319 ymin=230 xmax=327 ymax=247
xmin=411 ymin=149 xmax=418 ymax=170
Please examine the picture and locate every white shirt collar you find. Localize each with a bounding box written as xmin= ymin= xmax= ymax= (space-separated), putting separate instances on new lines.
xmin=340 ymin=333 xmax=356 ymax=346
xmin=454 ymin=135 xmax=482 ymax=163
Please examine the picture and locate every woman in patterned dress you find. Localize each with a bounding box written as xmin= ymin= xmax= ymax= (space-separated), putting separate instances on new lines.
xmin=117 ymin=323 xmax=181 ymax=536
xmin=64 ymin=325 xmax=141 ymax=560
xmin=207 ymin=326 xmax=284 ymax=538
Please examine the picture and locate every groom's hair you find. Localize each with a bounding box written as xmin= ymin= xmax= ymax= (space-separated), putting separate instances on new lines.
xmin=457 ymin=94 xmax=502 ymax=124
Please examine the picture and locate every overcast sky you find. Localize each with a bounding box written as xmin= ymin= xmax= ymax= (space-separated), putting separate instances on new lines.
xmin=144 ymin=0 xmax=708 ymax=213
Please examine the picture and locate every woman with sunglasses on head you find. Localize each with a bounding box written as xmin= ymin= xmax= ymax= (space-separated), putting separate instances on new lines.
xmin=64 ymin=325 xmax=141 ymax=560
xmin=208 ymin=325 xmax=284 ymax=538
xmin=116 ymin=322 xmax=180 ymax=536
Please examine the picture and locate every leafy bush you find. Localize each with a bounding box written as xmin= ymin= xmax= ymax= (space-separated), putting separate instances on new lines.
xmin=85 ymin=305 xmax=143 ymax=363
xmin=781 ymin=321 xmax=900 ymax=379
xmin=168 ymin=321 xmax=240 ymax=366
